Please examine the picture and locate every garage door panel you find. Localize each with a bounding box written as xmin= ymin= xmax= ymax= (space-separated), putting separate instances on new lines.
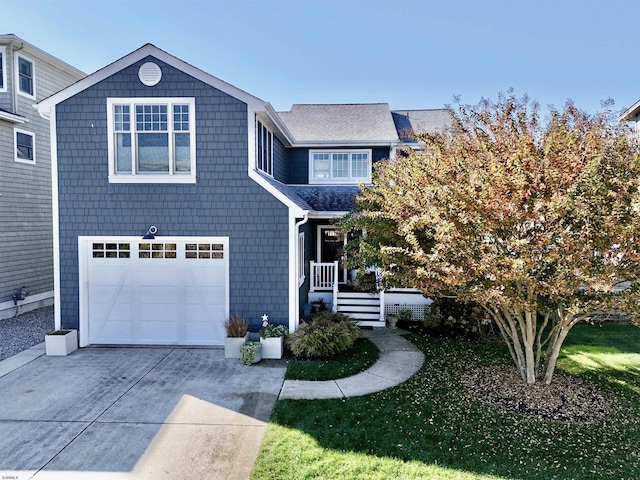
xmin=90 ymin=320 xmax=133 ymax=344
xmin=89 ymin=266 xmax=133 ymax=286
xmin=138 ymin=286 xmax=179 ymax=304
xmin=139 ymin=322 xmax=178 ymax=344
xmin=86 ymin=238 xmax=228 ymax=346
xmin=184 ymin=322 xmax=224 ymax=345
xmin=188 ymin=265 xmax=226 ymax=286
xmin=185 ymin=285 xmax=226 ymax=304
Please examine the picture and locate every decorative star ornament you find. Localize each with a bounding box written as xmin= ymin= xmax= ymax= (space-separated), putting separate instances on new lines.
xmin=261 ymin=314 xmax=269 ymax=327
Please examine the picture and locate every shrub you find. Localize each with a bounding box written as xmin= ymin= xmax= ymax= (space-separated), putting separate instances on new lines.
xmin=260 ymin=324 xmax=289 ymax=338
xmin=224 ymin=316 xmax=248 ymax=337
xmin=288 ymin=312 xmax=360 ymax=359
xmin=398 ymin=308 xmax=413 ymax=323
xmin=422 ymin=304 xmax=441 ymax=329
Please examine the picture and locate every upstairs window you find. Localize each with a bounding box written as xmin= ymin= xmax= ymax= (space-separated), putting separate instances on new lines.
xmin=107 ymin=98 xmax=196 ymax=183
xmin=0 ymin=47 xmax=5 ymax=92
xmin=16 ymin=53 xmax=35 ymax=98
xmin=256 ymin=120 xmax=273 ymax=176
xmin=15 ymin=128 xmax=35 ymax=164
xmin=309 ymin=150 xmax=371 ymax=184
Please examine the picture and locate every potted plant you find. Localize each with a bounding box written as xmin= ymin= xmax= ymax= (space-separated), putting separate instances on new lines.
xmin=239 ymin=341 xmax=262 ymax=365
xmin=259 ymin=317 xmax=289 ymax=359
xmin=224 ymin=316 xmax=249 ymax=359
xmin=311 ymin=298 xmax=327 ymax=314
xmin=386 ymin=313 xmax=399 ymax=329
xmin=45 ymin=329 xmax=78 ymax=356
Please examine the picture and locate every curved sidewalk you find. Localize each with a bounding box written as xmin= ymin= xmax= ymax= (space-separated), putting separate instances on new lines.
xmin=279 ymin=328 xmax=424 ymax=400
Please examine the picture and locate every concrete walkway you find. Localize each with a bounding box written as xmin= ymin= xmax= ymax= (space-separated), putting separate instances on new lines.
xmin=279 ymin=328 xmax=424 ymax=400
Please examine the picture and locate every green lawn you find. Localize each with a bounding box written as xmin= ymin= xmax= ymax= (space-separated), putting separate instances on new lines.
xmin=285 ymin=337 xmax=379 ymax=381
xmin=252 ymin=323 xmax=640 ymax=480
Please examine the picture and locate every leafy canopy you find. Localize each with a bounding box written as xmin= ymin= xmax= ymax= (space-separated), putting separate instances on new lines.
xmin=341 ymin=91 xmax=640 ymax=383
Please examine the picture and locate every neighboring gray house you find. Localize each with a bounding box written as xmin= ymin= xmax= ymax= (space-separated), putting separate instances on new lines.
xmin=37 ymin=44 xmax=449 ymax=347
xmin=0 ymin=35 xmax=85 ymax=319
xmin=619 ymin=100 xmax=640 ymax=138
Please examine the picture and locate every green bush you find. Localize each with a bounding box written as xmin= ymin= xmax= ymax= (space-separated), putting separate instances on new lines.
xmin=260 ymin=324 xmax=289 ymax=338
xmin=398 ymin=308 xmax=413 ymax=322
xmin=287 ymin=312 xmax=360 ymax=359
xmin=422 ymin=304 xmax=441 ymax=329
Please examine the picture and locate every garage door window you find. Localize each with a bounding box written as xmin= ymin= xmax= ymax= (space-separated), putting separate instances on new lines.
xmin=139 ymin=243 xmax=177 ymax=259
xmin=92 ymin=243 xmax=131 ymax=258
xmin=185 ymin=243 xmax=224 ymax=259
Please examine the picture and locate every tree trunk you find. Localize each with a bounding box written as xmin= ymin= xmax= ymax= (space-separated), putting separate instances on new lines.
xmin=542 ymin=324 xmax=570 ymax=384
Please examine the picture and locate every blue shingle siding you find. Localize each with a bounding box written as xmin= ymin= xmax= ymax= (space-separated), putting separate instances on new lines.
xmin=273 ymin=136 xmax=286 ymax=182
xmin=286 ymin=146 xmax=390 ymax=184
xmin=55 ymin=56 xmax=289 ymax=331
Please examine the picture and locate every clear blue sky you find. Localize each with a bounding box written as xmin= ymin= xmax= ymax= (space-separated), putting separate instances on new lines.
xmin=1 ymin=0 xmax=638 ymax=114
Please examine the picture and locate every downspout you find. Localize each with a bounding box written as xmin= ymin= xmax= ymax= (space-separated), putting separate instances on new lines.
xmin=292 ymin=213 xmax=309 ymax=332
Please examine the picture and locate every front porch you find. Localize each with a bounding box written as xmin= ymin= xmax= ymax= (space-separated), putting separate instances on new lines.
xmin=308 ymin=261 xmax=432 ymax=327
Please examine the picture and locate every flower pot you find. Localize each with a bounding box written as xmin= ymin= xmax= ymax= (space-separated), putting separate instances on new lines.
xmin=225 ymin=333 xmax=249 ymax=359
xmin=260 ymin=336 xmax=284 ymax=359
xmin=45 ymin=330 xmax=78 ymax=356
xmin=240 ymin=341 xmax=262 ymax=365
xmin=387 ymin=314 xmax=399 ymax=329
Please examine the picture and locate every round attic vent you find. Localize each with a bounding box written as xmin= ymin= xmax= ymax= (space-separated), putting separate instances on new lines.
xmin=138 ymin=62 xmax=162 ymax=86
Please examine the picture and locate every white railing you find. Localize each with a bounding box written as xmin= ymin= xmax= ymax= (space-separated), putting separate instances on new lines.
xmin=310 ymin=261 xmax=339 ymax=292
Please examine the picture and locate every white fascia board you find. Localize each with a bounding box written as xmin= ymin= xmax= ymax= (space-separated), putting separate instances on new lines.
xmin=294 ymin=140 xmax=399 ymax=148
xmin=308 ymin=211 xmax=349 ymax=219
xmin=38 ymin=43 xmax=268 ymax=116
xmin=247 ymin=106 xmax=306 ymax=217
xmin=263 ymin=103 xmax=295 ymax=146
xmin=0 ymin=34 xmax=86 ymax=79
xmin=49 ymin=105 xmax=62 ymax=332
xmin=619 ymin=99 xmax=640 ymax=122
xmin=0 ymin=110 xmax=27 ymax=123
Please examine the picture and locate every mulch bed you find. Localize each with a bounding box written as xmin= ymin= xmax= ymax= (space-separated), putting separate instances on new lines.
xmin=462 ymin=364 xmax=610 ymax=423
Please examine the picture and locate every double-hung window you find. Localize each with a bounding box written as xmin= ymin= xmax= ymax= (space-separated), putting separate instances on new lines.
xmin=16 ymin=53 xmax=35 ymax=98
xmin=0 ymin=46 xmax=6 ymax=92
xmin=256 ymin=120 xmax=273 ymax=176
xmin=309 ymin=149 xmax=372 ymax=184
xmin=15 ymin=128 xmax=35 ymax=164
xmin=107 ymin=98 xmax=196 ymax=183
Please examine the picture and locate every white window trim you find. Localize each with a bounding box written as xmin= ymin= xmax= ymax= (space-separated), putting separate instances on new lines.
xmin=14 ymin=127 xmax=35 ymax=164
xmin=256 ymin=120 xmax=274 ymax=176
xmin=0 ymin=46 xmax=7 ymax=93
xmin=15 ymin=52 xmax=36 ymax=100
xmin=106 ymin=97 xmax=197 ymax=184
xmin=298 ymin=231 xmax=305 ymax=287
xmin=308 ymin=149 xmax=372 ymax=185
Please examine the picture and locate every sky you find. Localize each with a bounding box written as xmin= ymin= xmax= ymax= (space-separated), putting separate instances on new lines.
xmin=1 ymin=0 xmax=639 ymax=115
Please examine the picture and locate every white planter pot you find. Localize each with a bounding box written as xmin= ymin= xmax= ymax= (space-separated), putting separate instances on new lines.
xmin=260 ymin=336 xmax=284 ymax=359
xmin=225 ymin=333 xmax=249 ymax=359
xmin=45 ymin=330 xmax=78 ymax=356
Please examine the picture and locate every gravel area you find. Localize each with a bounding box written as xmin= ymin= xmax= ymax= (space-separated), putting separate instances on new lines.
xmin=0 ymin=306 xmax=54 ymax=361
xmin=462 ymin=364 xmax=610 ymax=423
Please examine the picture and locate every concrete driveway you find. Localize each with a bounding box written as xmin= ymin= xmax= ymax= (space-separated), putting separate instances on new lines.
xmin=0 ymin=346 xmax=287 ymax=480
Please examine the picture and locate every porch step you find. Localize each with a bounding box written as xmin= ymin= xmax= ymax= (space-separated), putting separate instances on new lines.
xmin=336 ymin=292 xmax=385 ymax=326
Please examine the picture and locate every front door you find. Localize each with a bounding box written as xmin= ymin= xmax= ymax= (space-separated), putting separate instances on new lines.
xmin=318 ymin=226 xmax=346 ymax=284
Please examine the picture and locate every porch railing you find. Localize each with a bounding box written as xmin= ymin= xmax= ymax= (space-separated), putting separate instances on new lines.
xmin=310 ymin=261 xmax=339 ymax=293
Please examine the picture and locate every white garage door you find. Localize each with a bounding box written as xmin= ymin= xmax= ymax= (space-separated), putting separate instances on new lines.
xmin=82 ymin=237 xmax=229 ymax=346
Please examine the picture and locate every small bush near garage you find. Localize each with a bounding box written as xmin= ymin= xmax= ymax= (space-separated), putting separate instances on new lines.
xmin=288 ymin=312 xmax=360 ymax=359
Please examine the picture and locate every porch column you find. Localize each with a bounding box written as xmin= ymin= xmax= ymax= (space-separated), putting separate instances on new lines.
xmin=332 ymin=260 xmax=338 ymax=312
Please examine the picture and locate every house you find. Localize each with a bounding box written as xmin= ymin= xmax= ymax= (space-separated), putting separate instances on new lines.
xmin=0 ymin=35 xmax=85 ymax=320
xmin=619 ymin=100 xmax=640 ymax=138
xmin=37 ymin=44 xmax=449 ymax=347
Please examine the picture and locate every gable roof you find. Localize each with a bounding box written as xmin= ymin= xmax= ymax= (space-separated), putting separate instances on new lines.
xmin=37 ymin=43 xmax=267 ymax=115
xmin=277 ymin=103 xmax=399 ymax=146
xmin=0 ymin=34 xmax=86 ymax=78
xmin=391 ymin=109 xmax=453 ymax=143
xmin=619 ymin=99 xmax=640 ymax=122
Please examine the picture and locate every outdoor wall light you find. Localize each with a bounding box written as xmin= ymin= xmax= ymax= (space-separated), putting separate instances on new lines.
xmin=143 ymin=225 xmax=158 ymax=240
xmin=12 ymin=286 xmax=29 ymax=305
